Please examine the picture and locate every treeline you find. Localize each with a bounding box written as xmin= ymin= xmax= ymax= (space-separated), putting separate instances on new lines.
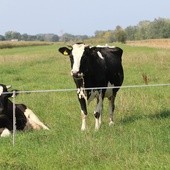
xmin=125 ymin=18 xmax=170 ymax=40
xmin=0 ymin=31 xmax=89 ymax=42
xmin=0 ymin=32 xmax=60 ymax=42
xmin=0 ymin=18 xmax=169 ymax=43
xmin=92 ymin=18 xmax=170 ymax=43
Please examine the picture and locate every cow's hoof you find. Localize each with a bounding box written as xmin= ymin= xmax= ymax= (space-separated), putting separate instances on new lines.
xmin=81 ymin=127 xmax=86 ymax=131
xmin=109 ymin=121 xmax=114 ymax=126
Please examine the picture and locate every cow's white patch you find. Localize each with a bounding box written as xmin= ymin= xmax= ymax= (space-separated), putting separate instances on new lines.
xmin=108 ymin=46 xmax=115 ymax=48
xmin=94 ymin=92 xmax=103 ymax=130
xmin=81 ymin=110 xmax=87 ymax=131
xmin=24 ymin=108 xmax=49 ymax=130
xmin=87 ymin=90 xmax=99 ymax=104
xmin=1 ymin=128 xmax=11 ymax=137
xmin=0 ymin=86 xmax=3 ymax=95
xmin=105 ymin=82 xmax=114 ymax=98
xmin=77 ymin=88 xmax=87 ymax=101
xmin=97 ymin=51 xmax=104 ymax=60
xmin=96 ymin=44 xmax=115 ymax=48
xmin=72 ymin=44 xmax=86 ymax=73
xmin=86 ymin=83 xmax=114 ymax=104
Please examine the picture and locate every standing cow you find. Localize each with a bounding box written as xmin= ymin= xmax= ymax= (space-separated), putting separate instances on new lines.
xmin=0 ymin=84 xmax=49 ymax=137
xmin=59 ymin=43 xmax=124 ymax=130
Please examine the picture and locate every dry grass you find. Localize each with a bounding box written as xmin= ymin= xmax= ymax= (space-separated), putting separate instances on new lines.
xmin=127 ymin=39 xmax=170 ymax=49
xmin=0 ymin=41 xmax=52 ymax=49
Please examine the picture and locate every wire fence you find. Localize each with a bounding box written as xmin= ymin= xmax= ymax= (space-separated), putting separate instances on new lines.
xmin=1 ymin=83 xmax=170 ymax=146
xmin=3 ymin=83 xmax=170 ymax=95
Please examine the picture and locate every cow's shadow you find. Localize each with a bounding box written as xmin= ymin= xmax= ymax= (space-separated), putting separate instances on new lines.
xmin=120 ymin=110 xmax=170 ymax=124
xmin=148 ymin=110 xmax=170 ymax=119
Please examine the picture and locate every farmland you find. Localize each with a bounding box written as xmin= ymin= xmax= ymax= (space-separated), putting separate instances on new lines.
xmin=0 ymin=41 xmax=169 ymax=169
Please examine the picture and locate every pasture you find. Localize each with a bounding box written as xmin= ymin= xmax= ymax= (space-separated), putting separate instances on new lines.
xmin=0 ymin=41 xmax=169 ymax=169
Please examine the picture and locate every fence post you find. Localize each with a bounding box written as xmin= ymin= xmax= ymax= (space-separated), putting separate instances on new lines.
xmin=12 ymin=91 xmax=16 ymax=146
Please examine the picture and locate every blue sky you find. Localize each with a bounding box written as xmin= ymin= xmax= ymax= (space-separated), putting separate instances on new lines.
xmin=0 ymin=0 xmax=170 ymax=36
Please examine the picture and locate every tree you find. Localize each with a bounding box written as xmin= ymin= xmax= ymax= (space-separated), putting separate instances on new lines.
xmin=125 ymin=26 xmax=138 ymax=40
xmin=137 ymin=20 xmax=151 ymax=39
xmin=21 ymin=33 xmax=29 ymax=41
xmin=43 ymin=34 xmax=59 ymax=42
xmin=5 ymin=31 xmax=21 ymax=40
xmin=114 ymin=26 xmax=127 ymax=43
xmin=149 ymin=18 xmax=170 ymax=39
xmin=0 ymin=35 xmax=5 ymax=41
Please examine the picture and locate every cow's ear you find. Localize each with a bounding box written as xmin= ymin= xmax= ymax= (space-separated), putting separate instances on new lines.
xmin=58 ymin=47 xmax=71 ymax=56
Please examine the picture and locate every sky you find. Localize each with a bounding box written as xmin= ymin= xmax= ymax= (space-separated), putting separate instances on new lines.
xmin=0 ymin=0 xmax=170 ymax=36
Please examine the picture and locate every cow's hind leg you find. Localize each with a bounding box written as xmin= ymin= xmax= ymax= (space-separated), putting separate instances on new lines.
xmin=108 ymin=95 xmax=116 ymax=126
xmin=94 ymin=92 xmax=103 ymax=130
xmin=24 ymin=108 xmax=49 ymax=130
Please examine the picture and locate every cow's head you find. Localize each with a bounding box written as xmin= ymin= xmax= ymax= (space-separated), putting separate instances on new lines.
xmin=59 ymin=43 xmax=89 ymax=79
xmin=0 ymin=84 xmax=12 ymax=114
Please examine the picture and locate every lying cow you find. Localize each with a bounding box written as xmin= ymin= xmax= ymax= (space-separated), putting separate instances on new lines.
xmin=0 ymin=84 xmax=49 ymax=137
xmin=59 ymin=43 xmax=124 ymax=130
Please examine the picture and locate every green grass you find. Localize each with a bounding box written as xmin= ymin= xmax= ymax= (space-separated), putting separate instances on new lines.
xmin=0 ymin=43 xmax=169 ymax=169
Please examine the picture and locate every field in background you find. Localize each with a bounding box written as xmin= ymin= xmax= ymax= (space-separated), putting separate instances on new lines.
xmin=127 ymin=39 xmax=170 ymax=49
xmin=0 ymin=41 xmax=53 ymax=49
xmin=0 ymin=41 xmax=169 ymax=169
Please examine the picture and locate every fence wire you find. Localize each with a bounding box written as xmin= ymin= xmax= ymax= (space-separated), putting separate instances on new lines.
xmin=3 ymin=83 xmax=170 ymax=95
xmin=2 ymin=83 xmax=169 ymax=146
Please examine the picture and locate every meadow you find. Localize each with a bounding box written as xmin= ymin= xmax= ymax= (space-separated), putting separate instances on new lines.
xmin=0 ymin=41 xmax=169 ymax=170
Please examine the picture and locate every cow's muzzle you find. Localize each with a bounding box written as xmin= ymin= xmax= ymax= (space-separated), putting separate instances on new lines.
xmin=71 ymin=71 xmax=83 ymax=79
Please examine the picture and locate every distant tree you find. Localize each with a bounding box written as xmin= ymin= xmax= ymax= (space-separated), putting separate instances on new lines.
xmin=0 ymin=35 xmax=5 ymax=41
xmin=36 ymin=34 xmax=45 ymax=41
xmin=60 ymin=33 xmax=75 ymax=42
xmin=44 ymin=34 xmax=59 ymax=42
xmin=114 ymin=26 xmax=127 ymax=43
xmin=103 ymin=31 xmax=115 ymax=43
xmin=5 ymin=31 xmax=21 ymax=40
xmin=124 ymin=18 xmax=170 ymax=40
xmin=93 ymin=30 xmax=115 ymax=43
xmin=21 ymin=33 xmax=29 ymax=41
xmin=5 ymin=31 xmax=12 ymax=40
xmin=74 ymin=35 xmax=89 ymax=41
xmin=125 ymin=26 xmax=138 ymax=40
xmin=51 ymin=34 xmax=59 ymax=42
xmin=94 ymin=31 xmax=105 ymax=38
xmin=149 ymin=18 xmax=170 ymax=39
xmin=137 ymin=20 xmax=151 ymax=39
xmin=161 ymin=21 xmax=170 ymax=38
xmin=27 ymin=35 xmax=37 ymax=41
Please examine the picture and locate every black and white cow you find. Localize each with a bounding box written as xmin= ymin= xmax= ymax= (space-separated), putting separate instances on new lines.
xmin=0 ymin=84 xmax=49 ymax=137
xmin=59 ymin=43 xmax=124 ymax=130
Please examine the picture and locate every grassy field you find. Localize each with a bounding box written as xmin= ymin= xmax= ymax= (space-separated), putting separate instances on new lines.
xmin=0 ymin=41 xmax=53 ymax=49
xmin=0 ymin=41 xmax=169 ymax=169
xmin=127 ymin=39 xmax=170 ymax=49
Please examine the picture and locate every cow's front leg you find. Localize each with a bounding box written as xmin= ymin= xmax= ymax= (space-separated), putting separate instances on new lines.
xmin=94 ymin=92 xmax=103 ymax=130
xmin=78 ymin=97 xmax=87 ymax=131
xmin=81 ymin=110 xmax=87 ymax=131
